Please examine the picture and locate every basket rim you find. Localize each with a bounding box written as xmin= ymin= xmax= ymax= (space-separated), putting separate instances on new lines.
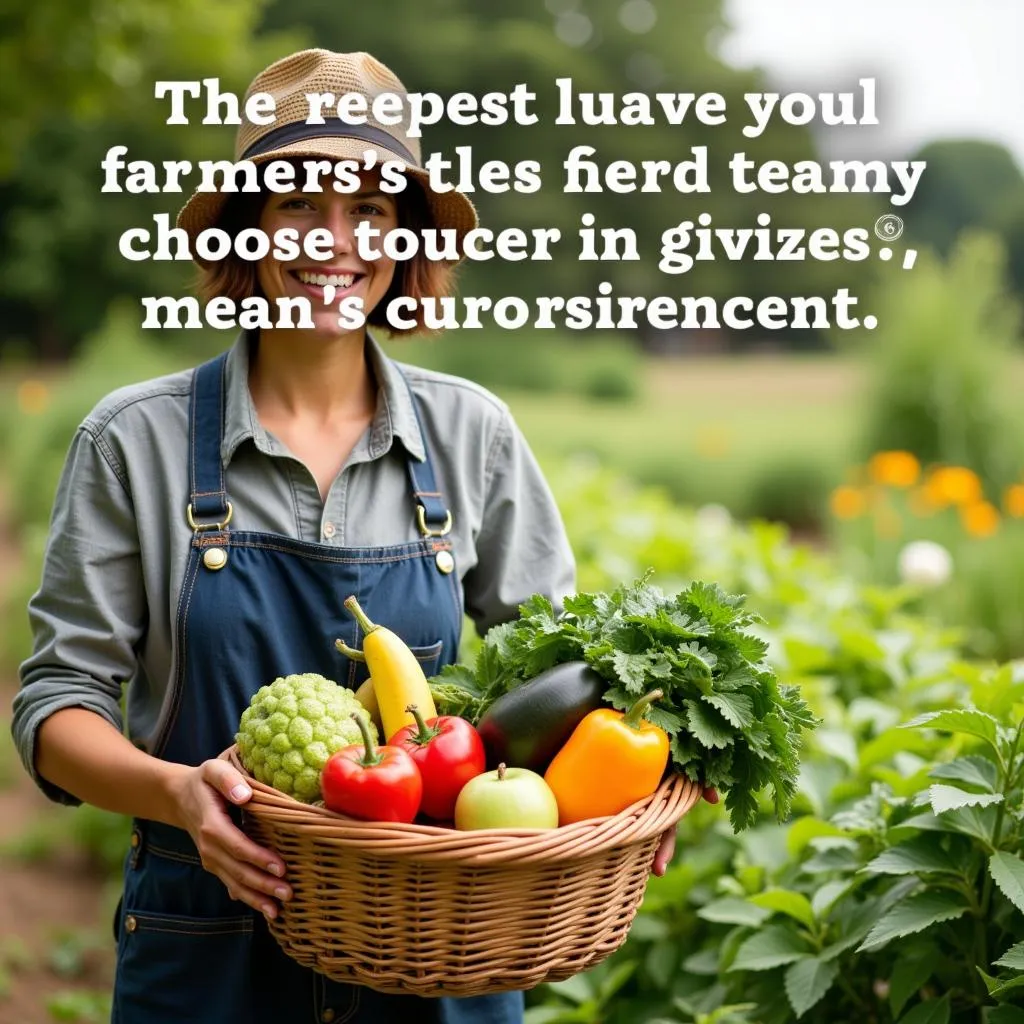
xmin=225 ymin=745 xmax=702 ymax=864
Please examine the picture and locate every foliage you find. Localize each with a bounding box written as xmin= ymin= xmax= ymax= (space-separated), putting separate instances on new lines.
xmin=852 ymin=232 xmax=1024 ymax=497
xmin=523 ymin=465 xmax=1024 ymax=1023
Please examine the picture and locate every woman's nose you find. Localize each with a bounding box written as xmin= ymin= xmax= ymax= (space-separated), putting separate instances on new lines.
xmin=323 ymin=207 xmax=357 ymax=257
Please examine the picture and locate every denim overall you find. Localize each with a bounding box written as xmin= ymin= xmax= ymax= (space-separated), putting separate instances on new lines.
xmin=111 ymin=351 xmax=524 ymax=1023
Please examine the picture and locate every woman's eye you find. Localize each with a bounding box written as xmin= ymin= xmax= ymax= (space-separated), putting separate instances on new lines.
xmin=352 ymin=203 xmax=386 ymax=216
xmin=280 ymin=198 xmax=315 ymax=210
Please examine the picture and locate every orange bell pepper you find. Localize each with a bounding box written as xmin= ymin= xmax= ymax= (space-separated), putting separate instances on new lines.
xmin=544 ymin=688 xmax=670 ymax=825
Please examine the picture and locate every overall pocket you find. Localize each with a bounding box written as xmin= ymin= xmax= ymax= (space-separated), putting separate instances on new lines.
xmin=112 ymin=908 xmax=254 ymax=1024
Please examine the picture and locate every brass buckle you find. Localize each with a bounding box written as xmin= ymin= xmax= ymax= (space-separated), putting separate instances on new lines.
xmin=416 ymin=505 xmax=452 ymax=538
xmin=186 ymin=501 xmax=233 ymax=532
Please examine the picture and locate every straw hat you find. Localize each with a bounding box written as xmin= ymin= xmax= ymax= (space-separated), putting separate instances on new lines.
xmin=176 ymin=49 xmax=478 ymax=260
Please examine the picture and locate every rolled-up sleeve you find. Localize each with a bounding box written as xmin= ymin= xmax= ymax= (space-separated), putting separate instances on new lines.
xmin=463 ymin=409 xmax=576 ymax=633
xmin=11 ymin=424 xmax=145 ymax=805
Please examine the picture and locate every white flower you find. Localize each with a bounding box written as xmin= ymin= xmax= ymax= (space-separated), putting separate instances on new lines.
xmin=897 ymin=540 xmax=953 ymax=588
xmin=695 ymin=503 xmax=733 ymax=536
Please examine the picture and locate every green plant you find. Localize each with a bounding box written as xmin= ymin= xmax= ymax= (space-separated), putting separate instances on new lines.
xmin=46 ymin=989 xmax=112 ymax=1023
xmin=853 ymin=232 xmax=1024 ymax=497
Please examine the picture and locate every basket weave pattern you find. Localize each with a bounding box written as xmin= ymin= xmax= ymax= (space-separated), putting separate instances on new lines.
xmin=227 ymin=747 xmax=700 ymax=997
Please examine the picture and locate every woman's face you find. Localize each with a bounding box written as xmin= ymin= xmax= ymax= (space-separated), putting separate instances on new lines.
xmin=257 ymin=167 xmax=399 ymax=339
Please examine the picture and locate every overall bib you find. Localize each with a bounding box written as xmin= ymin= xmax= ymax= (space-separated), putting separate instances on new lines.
xmin=111 ymin=351 xmax=524 ymax=1024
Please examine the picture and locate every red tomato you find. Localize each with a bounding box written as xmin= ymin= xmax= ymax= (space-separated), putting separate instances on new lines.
xmin=321 ymin=714 xmax=422 ymax=823
xmin=390 ymin=704 xmax=486 ymax=820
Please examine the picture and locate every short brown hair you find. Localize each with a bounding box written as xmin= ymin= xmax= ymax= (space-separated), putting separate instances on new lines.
xmin=196 ymin=174 xmax=457 ymax=337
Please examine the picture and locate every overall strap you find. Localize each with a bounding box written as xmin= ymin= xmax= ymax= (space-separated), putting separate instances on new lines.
xmin=186 ymin=352 xmax=232 ymax=529
xmin=398 ymin=371 xmax=452 ymax=538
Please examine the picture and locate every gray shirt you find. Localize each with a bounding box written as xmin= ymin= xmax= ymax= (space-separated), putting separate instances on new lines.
xmin=12 ymin=332 xmax=576 ymax=804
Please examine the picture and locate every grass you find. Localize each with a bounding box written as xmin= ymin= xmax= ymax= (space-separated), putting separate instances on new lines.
xmin=504 ymin=355 xmax=865 ymax=517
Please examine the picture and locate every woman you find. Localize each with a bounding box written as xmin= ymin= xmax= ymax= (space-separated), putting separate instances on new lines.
xmin=11 ymin=49 xmax=679 ymax=1023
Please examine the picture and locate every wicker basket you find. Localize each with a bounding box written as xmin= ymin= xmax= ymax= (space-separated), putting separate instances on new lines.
xmin=226 ymin=745 xmax=700 ymax=997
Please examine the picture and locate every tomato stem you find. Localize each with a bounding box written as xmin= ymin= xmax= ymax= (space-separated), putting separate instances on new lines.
xmin=625 ymin=689 xmax=664 ymax=729
xmin=344 ymin=595 xmax=379 ymax=637
xmin=405 ymin=703 xmax=440 ymax=745
xmin=351 ymin=712 xmax=384 ymax=767
xmin=497 ymin=762 xmax=507 ymax=782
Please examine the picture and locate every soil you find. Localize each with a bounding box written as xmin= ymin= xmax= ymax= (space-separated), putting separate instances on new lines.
xmin=0 ymin=490 xmax=115 ymax=1023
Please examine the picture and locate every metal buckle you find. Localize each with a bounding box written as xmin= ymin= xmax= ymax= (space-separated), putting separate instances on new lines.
xmin=416 ymin=505 xmax=452 ymax=538
xmin=186 ymin=501 xmax=233 ymax=532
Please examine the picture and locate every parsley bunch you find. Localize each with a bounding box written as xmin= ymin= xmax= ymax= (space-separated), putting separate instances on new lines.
xmin=431 ymin=575 xmax=818 ymax=832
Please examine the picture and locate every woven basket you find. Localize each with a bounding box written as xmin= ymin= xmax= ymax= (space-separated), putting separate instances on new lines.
xmin=226 ymin=745 xmax=700 ymax=997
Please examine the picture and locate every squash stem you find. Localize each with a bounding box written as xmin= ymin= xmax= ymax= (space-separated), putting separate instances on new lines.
xmin=344 ymin=595 xmax=379 ymax=637
xmin=351 ymin=712 xmax=384 ymax=767
xmin=625 ymin=689 xmax=664 ymax=729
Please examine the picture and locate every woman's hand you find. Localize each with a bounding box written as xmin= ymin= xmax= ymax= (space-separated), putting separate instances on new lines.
xmin=171 ymin=759 xmax=292 ymax=919
xmin=652 ymin=786 xmax=719 ymax=877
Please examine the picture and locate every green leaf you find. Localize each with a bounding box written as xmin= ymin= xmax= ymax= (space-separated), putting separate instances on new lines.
xmin=698 ymin=898 xmax=772 ymax=927
xmin=749 ymin=889 xmax=816 ymax=929
xmin=980 ymin=969 xmax=1024 ymax=999
xmin=684 ymin=699 xmax=735 ymax=749
xmin=904 ymin=709 xmax=999 ymax=752
xmin=900 ymin=805 xmax=998 ymax=846
xmin=858 ymin=892 xmax=970 ymax=952
xmin=898 ymin=995 xmax=950 ymax=1024
xmin=987 ymin=1006 xmax=1024 ymax=1023
xmin=862 ymin=836 xmax=959 ymax=877
xmin=990 ymin=853 xmax=1024 ymax=914
xmin=889 ymin=949 xmax=941 ymax=1018
xmin=995 ymin=941 xmax=1024 ymax=971
xmin=929 ymin=784 xmax=1003 ymax=815
xmin=929 ymin=756 xmax=999 ymax=792
xmin=785 ymin=958 xmax=839 ymax=1018
xmin=703 ymin=692 xmax=754 ymax=729
xmin=730 ymin=926 xmax=811 ymax=972
xmin=811 ymin=880 xmax=851 ymax=920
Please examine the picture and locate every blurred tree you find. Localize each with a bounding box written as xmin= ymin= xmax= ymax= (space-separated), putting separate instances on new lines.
xmin=904 ymin=139 xmax=1024 ymax=302
xmin=0 ymin=0 xmax=300 ymax=358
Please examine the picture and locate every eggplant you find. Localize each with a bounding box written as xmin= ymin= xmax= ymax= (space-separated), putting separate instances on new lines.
xmin=476 ymin=662 xmax=607 ymax=773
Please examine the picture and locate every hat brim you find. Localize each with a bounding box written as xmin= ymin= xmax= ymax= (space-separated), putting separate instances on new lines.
xmin=175 ymin=136 xmax=479 ymax=267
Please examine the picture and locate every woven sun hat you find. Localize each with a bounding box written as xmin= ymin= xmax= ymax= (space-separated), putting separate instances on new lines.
xmin=175 ymin=49 xmax=479 ymax=261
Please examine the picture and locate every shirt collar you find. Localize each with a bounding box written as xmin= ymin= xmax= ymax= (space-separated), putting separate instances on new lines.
xmin=221 ymin=330 xmax=427 ymax=466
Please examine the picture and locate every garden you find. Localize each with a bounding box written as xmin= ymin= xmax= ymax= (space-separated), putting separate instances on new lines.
xmin=5 ymin=1 xmax=1024 ymax=1020
xmin=1 ymin=225 xmax=1024 ymax=1022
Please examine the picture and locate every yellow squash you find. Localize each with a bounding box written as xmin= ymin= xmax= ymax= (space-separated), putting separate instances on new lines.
xmin=336 ymin=595 xmax=437 ymax=741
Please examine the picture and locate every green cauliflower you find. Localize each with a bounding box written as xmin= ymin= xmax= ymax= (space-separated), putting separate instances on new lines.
xmin=235 ymin=673 xmax=373 ymax=802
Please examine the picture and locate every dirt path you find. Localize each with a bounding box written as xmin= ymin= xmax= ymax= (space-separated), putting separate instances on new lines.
xmin=0 ymin=489 xmax=115 ymax=1022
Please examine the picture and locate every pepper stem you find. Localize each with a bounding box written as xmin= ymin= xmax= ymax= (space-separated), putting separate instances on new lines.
xmin=497 ymin=763 xmax=507 ymax=782
xmin=335 ymin=639 xmax=366 ymax=662
xmin=405 ymin=703 xmax=440 ymax=745
xmin=624 ymin=689 xmax=664 ymax=730
xmin=344 ymin=596 xmax=379 ymax=637
xmin=351 ymin=712 xmax=384 ymax=767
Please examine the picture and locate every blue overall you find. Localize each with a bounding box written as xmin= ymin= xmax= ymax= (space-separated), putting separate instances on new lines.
xmin=111 ymin=351 xmax=524 ymax=1023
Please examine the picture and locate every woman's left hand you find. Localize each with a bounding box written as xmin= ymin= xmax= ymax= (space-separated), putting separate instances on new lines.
xmin=652 ymin=785 xmax=719 ymax=876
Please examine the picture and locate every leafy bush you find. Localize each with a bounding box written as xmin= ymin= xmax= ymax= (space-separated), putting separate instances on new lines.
xmin=852 ymin=232 xmax=1024 ymax=496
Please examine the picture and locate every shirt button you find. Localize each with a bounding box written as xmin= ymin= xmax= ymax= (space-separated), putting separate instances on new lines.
xmin=321 ymin=1011 xmax=336 ymax=1023
xmin=323 ymin=522 xmax=336 ymax=539
xmin=124 ymin=915 xmax=137 ymax=933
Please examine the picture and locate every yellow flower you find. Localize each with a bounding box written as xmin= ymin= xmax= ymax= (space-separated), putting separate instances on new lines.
xmin=16 ymin=379 xmax=50 ymax=415
xmin=1004 ymin=484 xmax=1024 ymax=518
xmin=868 ymin=450 xmax=920 ymax=488
xmin=924 ymin=466 xmax=983 ymax=508
xmin=829 ymin=485 xmax=867 ymax=520
xmin=960 ymin=500 xmax=1000 ymax=538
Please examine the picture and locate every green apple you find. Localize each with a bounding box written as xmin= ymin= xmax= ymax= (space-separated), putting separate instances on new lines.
xmin=454 ymin=762 xmax=559 ymax=830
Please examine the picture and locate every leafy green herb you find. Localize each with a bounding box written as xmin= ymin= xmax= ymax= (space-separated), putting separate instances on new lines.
xmin=431 ymin=574 xmax=818 ymax=831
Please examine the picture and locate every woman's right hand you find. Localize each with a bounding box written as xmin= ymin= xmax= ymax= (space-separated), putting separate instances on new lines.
xmin=171 ymin=758 xmax=292 ymax=919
